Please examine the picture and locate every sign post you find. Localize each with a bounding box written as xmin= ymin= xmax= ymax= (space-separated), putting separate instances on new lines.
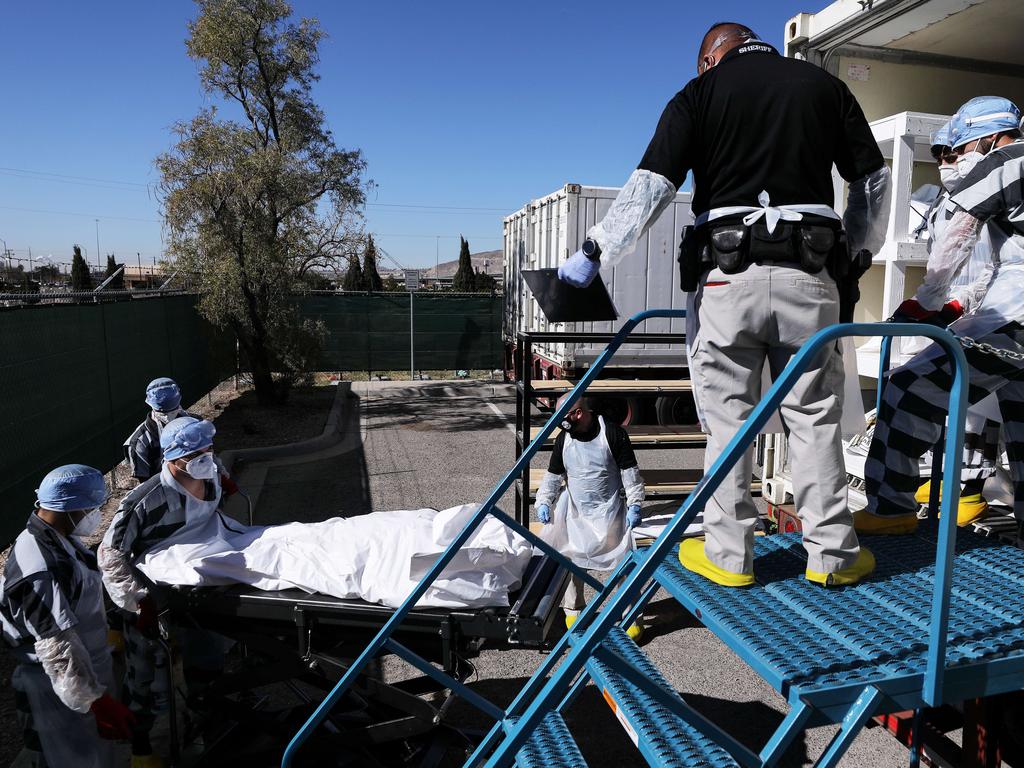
xmin=405 ymin=270 xmax=419 ymax=380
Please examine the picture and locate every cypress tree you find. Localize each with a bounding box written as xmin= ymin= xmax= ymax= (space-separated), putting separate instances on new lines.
xmin=452 ymin=237 xmax=474 ymax=292
xmin=342 ymin=252 xmax=364 ymax=291
xmin=70 ymin=245 xmax=92 ymax=291
xmin=104 ymin=254 xmax=125 ymax=289
xmin=361 ymin=235 xmax=383 ymax=292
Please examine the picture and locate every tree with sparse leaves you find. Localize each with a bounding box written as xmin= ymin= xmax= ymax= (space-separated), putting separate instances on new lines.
xmin=104 ymin=255 xmax=125 ymax=289
xmin=361 ymin=235 xmax=383 ymax=292
xmin=342 ymin=253 xmax=363 ymax=291
xmin=71 ymin=245 xmax=92 ymax=291
xmin=157 ymin=0 xmax=368 ymax=404
xmin=451 ymin=236 xmax=475 ymax=292
xmin=382 ymin=274 xmax=400 ymax=292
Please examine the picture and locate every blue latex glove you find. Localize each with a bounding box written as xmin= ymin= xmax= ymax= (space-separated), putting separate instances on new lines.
xmin=557 ymin=250 xmax=600 ymax=288
xmin=626 ymin=504 xmax=642 ymax=528
xmin=537 ymin=504 xmax=551 ymax=524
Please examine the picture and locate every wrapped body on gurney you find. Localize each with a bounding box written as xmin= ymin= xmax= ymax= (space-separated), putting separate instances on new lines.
xmin=99 ymin=418 xmax=533 ymax=612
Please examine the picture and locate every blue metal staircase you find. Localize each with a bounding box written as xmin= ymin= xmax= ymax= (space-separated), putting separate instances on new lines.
xmin=281 ymin=309 xmax=1024 ymax=768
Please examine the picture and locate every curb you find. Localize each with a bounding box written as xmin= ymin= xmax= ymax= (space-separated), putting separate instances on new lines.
xmin=218 ymin=381 xmax=353 ymax=473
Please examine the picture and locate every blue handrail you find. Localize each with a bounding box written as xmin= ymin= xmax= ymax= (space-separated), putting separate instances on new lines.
xmin=480 ymin=319 xmax=968 ymax=766
xmin=280 ymin=308 xmax=688 ymax=766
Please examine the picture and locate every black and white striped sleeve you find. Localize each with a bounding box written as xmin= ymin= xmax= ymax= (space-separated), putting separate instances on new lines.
xmin=951 ymin=147 xmax=1024 ymax=223
xmin=4 ymin=574 xmax=78 ymax=641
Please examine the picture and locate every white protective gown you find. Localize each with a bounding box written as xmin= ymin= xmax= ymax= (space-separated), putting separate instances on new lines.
xmin=11 ymin=536 xmax=116 ymax=768
xmin=540 ymin=416 xmax=632 ymax=570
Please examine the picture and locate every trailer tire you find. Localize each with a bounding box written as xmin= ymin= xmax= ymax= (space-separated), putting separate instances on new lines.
xmin=598 ymin=396 xmax=641 ymax=427
xmin=655 ymin=394 xmax=697 ymax=426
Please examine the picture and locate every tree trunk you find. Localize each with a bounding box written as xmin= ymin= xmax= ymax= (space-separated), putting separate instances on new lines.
xmin=235 ymin=325 xmax=282 ymax=405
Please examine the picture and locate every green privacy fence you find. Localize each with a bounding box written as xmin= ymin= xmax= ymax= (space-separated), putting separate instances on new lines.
xmin=0 ymin=295 xmax=234 ymax=547
xmin=0 ymin=292 xmax=502 ymax=547
xmin=298 ymin=292 xmax=503 ymax=372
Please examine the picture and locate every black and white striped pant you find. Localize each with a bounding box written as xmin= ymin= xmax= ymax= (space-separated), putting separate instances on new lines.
xmin=922 ymin=414 xmax=1001 ymax=483
xmin=866 ymin=322 xmax=1024 ymax=519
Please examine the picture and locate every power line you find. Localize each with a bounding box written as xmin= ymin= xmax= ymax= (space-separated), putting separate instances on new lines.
xmin=0 ymin=205 xmax=161 ymax=224
xmin=0 ymin=166 xmax=151 ymax=188
xmin=0 ymin=166 xmax=514 ymax=212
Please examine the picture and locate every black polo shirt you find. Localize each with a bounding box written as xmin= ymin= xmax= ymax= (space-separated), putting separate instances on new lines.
xmin=638 ymin=41 xmax=884 ymax=220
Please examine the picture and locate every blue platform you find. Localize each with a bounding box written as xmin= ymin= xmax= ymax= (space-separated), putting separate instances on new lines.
xmin=654 ymin=522 xmax=1024 ymax=725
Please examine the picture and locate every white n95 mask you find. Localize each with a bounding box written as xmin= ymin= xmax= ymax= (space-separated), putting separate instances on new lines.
xmin=184 ymin=453 xmax=218 ymax=481
xmin=956 ymin=151 xmax=985 ymax=179
xmin=938 ymin=165 xmax=960 ymax=191
xmin=71 ymin=508 xmax=102 ymax=538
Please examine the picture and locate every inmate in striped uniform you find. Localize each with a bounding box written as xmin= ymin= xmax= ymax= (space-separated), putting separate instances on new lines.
xmin=123 ymin=410 xmax=196 ymax=481
xmin=99 ymin=472 xmax=222 ymax=738
xmin=867 ymin=140 xmax=1024 ymax=518
xmin=1 ymin=516 xmax=110 ymax=766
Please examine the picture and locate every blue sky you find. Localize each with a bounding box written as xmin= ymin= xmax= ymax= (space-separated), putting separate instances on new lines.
xmin=0 ymin=1 xmax=809 ymax=272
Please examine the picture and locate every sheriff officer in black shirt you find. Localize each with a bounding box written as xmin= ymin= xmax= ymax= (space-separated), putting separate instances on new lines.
xmin=557 ymin=22 xmax=891 ymax=588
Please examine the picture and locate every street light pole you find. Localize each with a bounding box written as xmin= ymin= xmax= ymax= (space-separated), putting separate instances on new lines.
xmin=95 ymin=219 xmax=101 ymax=271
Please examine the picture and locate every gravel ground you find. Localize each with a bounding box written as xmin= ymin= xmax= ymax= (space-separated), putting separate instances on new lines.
xmin=0 ymin=381 xmax=336 ymax=768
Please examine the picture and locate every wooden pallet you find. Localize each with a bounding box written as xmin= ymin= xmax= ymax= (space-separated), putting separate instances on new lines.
xmin=529 ymin=379 xmax=692 ymax=394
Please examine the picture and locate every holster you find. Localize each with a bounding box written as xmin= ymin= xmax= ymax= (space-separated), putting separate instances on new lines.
xmin=678 ymin=225 xmax=710 ymax=292
xmin=829 ymin=238 xmax=873 ymax=323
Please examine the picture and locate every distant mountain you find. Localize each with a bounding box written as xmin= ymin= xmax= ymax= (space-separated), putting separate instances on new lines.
xmin=383 ymin=250 xmax=502 ymax=278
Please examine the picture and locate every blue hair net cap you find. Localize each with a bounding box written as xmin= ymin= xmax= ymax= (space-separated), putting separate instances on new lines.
xmin=36 ymin=464 xmax=108 ymax=512
xmin=146 ymin=377 xmax=182 ymax=412
xmin=950 ymin=96 xmax=1021 ymax=149
xmin=930 ymin=119 xmax=953 ymax=150
xmin=160 ymin=417 xmax=216 ymax=461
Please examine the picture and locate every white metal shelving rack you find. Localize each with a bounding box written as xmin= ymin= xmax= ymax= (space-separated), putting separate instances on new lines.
xmin=852 ymin=110 xmax=950 ymax=378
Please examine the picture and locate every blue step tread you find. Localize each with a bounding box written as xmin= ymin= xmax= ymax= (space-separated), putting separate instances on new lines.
xmin=654 ymin=521 xmax=1024 ymax=707
xmin=513 ymin=711 xmax=588 ymax=768
xmin=582 ymin=627 xmax=739 ymax=767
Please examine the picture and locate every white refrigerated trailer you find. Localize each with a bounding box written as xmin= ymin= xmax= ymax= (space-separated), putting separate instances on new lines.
xmin=503 ymin=183 xmax=694 ymax=424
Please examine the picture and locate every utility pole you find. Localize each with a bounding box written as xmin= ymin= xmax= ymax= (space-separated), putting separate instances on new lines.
xmin=95 ymin=219 xmax=101 ymax=271
xmin=137 ymin=252 xmax=142 ymax=290
xmin=435 ymin=236 xmax=440 ymax=289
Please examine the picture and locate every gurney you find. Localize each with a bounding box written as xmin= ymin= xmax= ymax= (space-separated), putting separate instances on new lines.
xmin=158 ymin=552 xmax=569 ymax=766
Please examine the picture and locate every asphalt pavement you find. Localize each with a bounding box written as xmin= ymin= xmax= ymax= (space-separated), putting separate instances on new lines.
xmin=338 ymin=379 xmax=910 ymax=767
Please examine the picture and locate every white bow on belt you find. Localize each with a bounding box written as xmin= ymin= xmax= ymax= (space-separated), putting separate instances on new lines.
xmin=695 ymin=190 xmax=840 ymax=231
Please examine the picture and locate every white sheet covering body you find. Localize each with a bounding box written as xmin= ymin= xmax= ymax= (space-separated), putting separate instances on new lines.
xmin=135 ymin=505 xmax=533 ymax=609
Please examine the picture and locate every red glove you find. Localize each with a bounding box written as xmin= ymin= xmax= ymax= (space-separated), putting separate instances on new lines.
xmin=891 ymin=298 xmax=936 ymax=322
xmin=939 ymin=300 xmax=963 ymax=324
xmin=135 ymin=596 xmax=159 ymax=636
xmin=90 ymin=692 xmax=135 ymax=740
xmin=220 ymin=473 xmax=239 ymax=497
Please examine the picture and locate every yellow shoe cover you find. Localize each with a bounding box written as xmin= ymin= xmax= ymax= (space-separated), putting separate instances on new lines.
xmin=806 ymin=547 xmax=875 ymax=587
xmin=914 ymin=484 xmax=989 ymax=526
xmin=678 ymin=538 xmax=754 ymax=587
xmin=625 ymin=623 xmax=643 ymax=642
xmin=915 ymin=481 xmax=932 ymax=505
xmin=955 ymin=493 xmax=988 ymax=526
xmin=131 ymin=755 xmax=165 ymax=768
xmin=853 ymin=508 xmax=918 ymax=535
xmin=565 ymin=614 xmax=578 ymax=631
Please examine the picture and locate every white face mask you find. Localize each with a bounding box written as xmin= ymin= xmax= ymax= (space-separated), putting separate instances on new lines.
xmin=153 ymin=408 xmax=183 ymax=426
xmin=956 ymin=151 xmax=985 ymax=179
xmin=183 ymin=453 xmax=218 ymax=481
xmin=70 ymin=508 xmax=102 ymax=538
xmin=938 ymin=165 xmax=960 ymax=191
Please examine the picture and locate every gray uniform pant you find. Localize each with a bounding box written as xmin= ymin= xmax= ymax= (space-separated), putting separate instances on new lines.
xmin=562 ymin=573 xmax=635 ymax=620
xmin=691 ymin=264 xmax=860 ymax=575
xmin=12 ymin=663 xmax=117 ymax=768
